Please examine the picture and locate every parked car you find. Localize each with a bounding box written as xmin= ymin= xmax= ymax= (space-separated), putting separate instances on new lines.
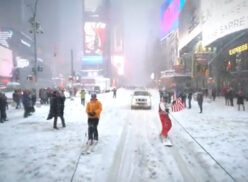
xmin=131 ymin=90 xmax=152 ymax=110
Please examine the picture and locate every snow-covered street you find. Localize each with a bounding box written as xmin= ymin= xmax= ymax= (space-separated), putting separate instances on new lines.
xmin=0 ymin=88 xmax=248 ymax=182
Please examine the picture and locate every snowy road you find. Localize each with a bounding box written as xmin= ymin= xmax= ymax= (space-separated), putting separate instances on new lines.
xmin=1 ymin=89 xmax=248 ymax=182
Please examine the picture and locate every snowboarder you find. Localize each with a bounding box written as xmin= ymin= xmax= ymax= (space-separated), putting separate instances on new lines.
xmin=86 ymin=93 xmax=102 ymax=144
xmin=158 ymin=99 xmax=172 ymax=141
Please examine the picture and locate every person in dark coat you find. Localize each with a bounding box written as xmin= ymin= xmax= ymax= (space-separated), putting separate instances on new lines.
xmin=47 ymin=90 xmax=66 ymax=129
xmin=197 ymin=90 xmax=204 ymax=113
xmin=188 ymin=91 xmax=192 ymax=109
xmin=212 ymin=88 xmax=217 ymax=101
xmin=0 ymin=92 xmax=8 ymax=123
xmin=13 ymin=90 xmax=21 ymax=109
xmin=237 ymin=90 xmax=245 ymax=111
xmin=113 ymin=88 xmax=117 ymax=98
xmin=22 ymin=90 xmax=33 ymax=118
xmin=228 ymin=87 xmax=234 ymax=106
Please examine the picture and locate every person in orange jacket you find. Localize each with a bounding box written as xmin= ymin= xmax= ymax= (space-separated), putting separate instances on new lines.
xmin=159 ymin=98 xmax=172 ymax=140
xmin=86 ymin=93 xmax=102 ymax=143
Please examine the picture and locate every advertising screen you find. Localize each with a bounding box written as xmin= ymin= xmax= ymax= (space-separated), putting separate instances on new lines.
xmin=82 ymin=21 xmax=106 ymax=65
xmin=160 ymin=0 xmax=186 ymax=39
xmin=0 ymin=45 xmax=13 ymax=77
xmin=202 ymin=0 xmax=248 ymax=46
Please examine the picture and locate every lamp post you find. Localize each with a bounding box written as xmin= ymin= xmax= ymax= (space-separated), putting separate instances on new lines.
xmin=29 ymin=0 xmax=43 ymax=82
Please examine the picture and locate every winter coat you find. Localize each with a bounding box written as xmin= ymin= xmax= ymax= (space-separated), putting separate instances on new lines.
xmin=0 ymin=95 xmax=7 ymax=109
xmin=22 ymin=93 xmax=33 ymax=108
xmin=86 ymin=99 xmax=102 ymax=118
xmin=237 ymin=94 xmax=245 ymax=105
xmin=47 ymin=95 xmax=65 ymax=119
xmin=13 ymin=92 xmax=21 ymax=103
xmin=197 ymin=92 xmax=203 ymax=104
xmin=188 ymin=92 xmax=192 ymax=100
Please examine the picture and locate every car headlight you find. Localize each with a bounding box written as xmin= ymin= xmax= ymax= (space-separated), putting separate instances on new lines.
xmin=132 ymin=98 xmax=137 ymax=105
xmin=147 ymin=97 xmax=151 ymax=105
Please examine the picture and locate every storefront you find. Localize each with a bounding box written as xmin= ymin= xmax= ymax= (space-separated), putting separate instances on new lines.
xmin=222 ymin=31 xmax=248 ymax=95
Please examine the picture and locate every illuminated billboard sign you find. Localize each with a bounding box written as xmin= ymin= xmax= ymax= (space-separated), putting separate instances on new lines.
xmin=202 ymin=0 xmax=248 ymax=46
xmin=82 ymin=21 xmax=106 ymax=65
xmin=160 ymin=0 xmax=186 ymax=39
xmin=0 ymin=45 xmax=13 ymax=77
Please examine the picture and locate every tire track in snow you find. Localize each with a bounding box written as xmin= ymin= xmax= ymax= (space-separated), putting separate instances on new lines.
xmin=130 ymin=109 xmax=194 ymax=182
xmin=107 ymin=110 xmax=133 ymax=182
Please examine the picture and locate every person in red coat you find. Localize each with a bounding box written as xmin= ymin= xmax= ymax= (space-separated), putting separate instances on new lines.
xmin=159 ymin=99 xmax=172 ymax=140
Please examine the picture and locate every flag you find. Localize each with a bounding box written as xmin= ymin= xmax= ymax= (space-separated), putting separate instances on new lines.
xmin=171 ymin=97 xmax=185 ymax=112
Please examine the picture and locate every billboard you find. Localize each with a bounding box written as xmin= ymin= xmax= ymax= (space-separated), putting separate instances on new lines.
xmin=202 ymin=0 xmax=248 ymax=46
xmin=82 ymin=21 xmax=106 ymax=65
xmin=0 ymin=45 xmax=13 ymax=77
xmin=160 ymin=0 xmax=186 ymax=39
xmin=178 ymin=0 xmax=201 ymax=50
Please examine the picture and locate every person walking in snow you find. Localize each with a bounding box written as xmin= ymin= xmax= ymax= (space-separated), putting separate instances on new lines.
xmin=158 ymin=98 xmax=172 ymax=140
xmin=22 ymin=90 xmax=33 ymax=118
xmin=237 ymin=90 xmax=245 ymax=111
xmin=113 ymin=88 xmax=117 ymax=98
xmin=86 ymin=93 xmax=102 ymax=144
xmin=187 ymin=91 xmax=192 ymax=109
xmin=197 ymin=90 xmax=204 ymax=113
xmin=0 ymin=92 xmax=8 ymax=123
xmin=47 ymin=90 xmax=66 ymax=129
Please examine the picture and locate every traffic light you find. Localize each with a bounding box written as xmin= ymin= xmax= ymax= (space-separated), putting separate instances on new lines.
xmin=37 ymin=65 xmax=43 ymax=72
xmin=27 ymin=75 xmax=33 ymax=81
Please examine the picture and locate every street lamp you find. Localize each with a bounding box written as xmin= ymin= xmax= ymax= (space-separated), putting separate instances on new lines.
xmin=29 ymin=0 xmax=43 ymax=82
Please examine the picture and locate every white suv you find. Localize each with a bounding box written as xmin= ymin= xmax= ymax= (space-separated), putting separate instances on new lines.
xmin=131 ymin=90 xmax=152 ymax=110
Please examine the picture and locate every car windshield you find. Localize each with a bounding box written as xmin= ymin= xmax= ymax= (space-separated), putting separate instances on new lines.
xmin=134 ymin=91 xmax=150 ymax=96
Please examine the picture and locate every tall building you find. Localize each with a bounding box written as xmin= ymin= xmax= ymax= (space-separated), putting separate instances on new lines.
xmin=0 ymin=0 xmax=33 ymax=85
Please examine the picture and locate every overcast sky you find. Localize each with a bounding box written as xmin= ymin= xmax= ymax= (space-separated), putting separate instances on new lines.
xmin=122 ymin=0 xmax=161 ymax=86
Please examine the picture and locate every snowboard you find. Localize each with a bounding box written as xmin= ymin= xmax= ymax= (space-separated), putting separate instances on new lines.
xmin=163 ymin=138 xmax=173 ymax=147
xmin=160 ymin=135 xmax=173 ymax=147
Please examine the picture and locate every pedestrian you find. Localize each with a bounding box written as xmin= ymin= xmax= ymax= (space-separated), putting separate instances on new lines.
xmin=47 ymin=90 xmax=66 ymax=129
xmin=80 ymin=89 xmax=86 ymax=105
xmin=0 ymin=92 xmax=8 ymax=123
xmin=113 ymin=88 xmax=117 ymax=98
xmin=22 ymin=90 xmax=31 ymax=118
xmin=197 ymin=90 xmax=204 ymax=113
xmin=228 ymin=87 xmax=234 ymax=106
xmin=13 ymin=89 xmax=21 ymax=109
xmin=158 ymin=98 xmax=172 ymax=140
xmin=212 ymin=88 xmax=217 ymax=101
xmin=86 ymin=93 xmax=102 ymax=144
xmin=237 ymin=90 xmax=245 ymax=111
xmin=188 ymin=91 xmax=192 ymax=109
